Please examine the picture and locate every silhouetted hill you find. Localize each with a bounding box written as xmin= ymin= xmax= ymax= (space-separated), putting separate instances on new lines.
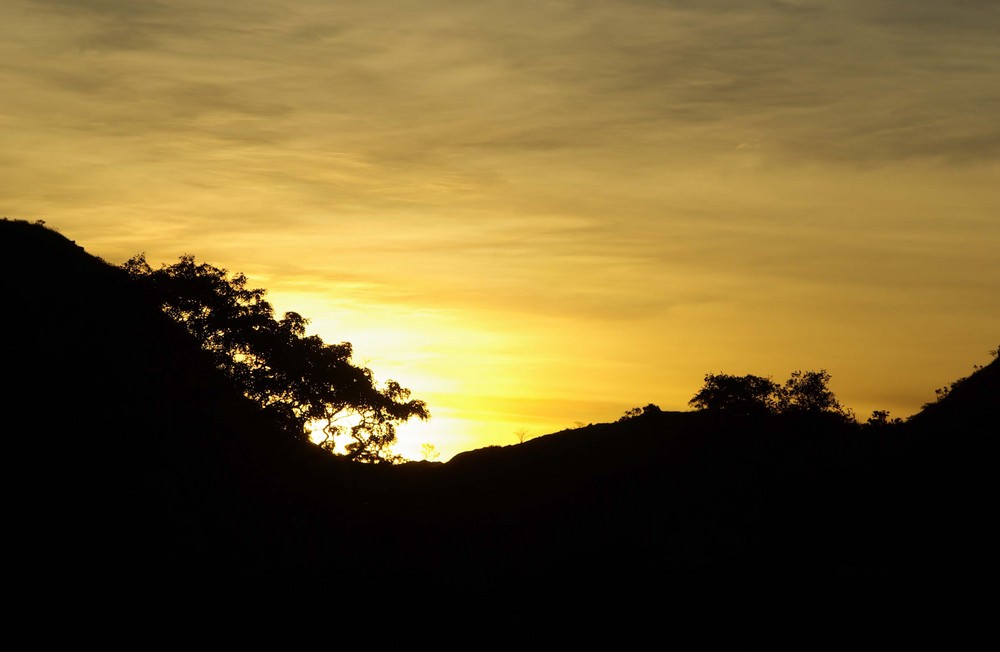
xmin=5 ymin=222 xmax=309 ymax=585
xmin=908 ymin=356 xmax=998 ymax=435
xmin=2 ymin=219 xmax=993 ymax=603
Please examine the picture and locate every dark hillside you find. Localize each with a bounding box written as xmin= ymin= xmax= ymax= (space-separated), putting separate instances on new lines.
xmin=401 ymin=412 xmax=905 ymax=596
xmin=2 ymin=219 xmax=992 ymax=602
xmin=2 ymin=220 xmax=350 ymax=589
xmin=888 ymin=355 xmax=998 ymax=589
xmin=908 ymin=356 xmax=998 ymax=436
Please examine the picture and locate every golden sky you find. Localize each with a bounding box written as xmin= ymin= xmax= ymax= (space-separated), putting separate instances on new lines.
xmin=3 ymin=0 xmax=998 ymax=461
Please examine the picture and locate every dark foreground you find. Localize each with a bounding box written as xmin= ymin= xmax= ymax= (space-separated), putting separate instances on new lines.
xmin=3 ymin=219 xmax=994 ymax=605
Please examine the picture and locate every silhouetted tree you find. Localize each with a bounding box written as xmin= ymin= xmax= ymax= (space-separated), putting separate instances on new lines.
xmin=688 ymin=374 xmax=779 ymax=417
xmin=776 ymin=369 xmax=851 ymax=419
xmin=420 ymin=443 xmax=440 ymax=461
xmin=865 ymin=410 xmax=903 ymax=428
xmin=618 ymin=404 xmax=662 ymax=422
xmin=122 ymin=254 xmax=428 ymax=462
xmin=690 ymin=369 xmax=852 ymax=420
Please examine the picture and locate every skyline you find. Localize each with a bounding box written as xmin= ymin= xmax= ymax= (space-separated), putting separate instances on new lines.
xmin=3 ymin=0 xmax=997 ymax=460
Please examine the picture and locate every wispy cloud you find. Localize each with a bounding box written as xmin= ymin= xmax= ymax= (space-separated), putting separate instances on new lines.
xmin=2 ymin=0 xmax=997 ymax=458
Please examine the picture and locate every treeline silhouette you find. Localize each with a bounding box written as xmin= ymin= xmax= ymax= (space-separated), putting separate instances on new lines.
xmin=120 ymin=252 xmax=428 ymax=462
xmin=2 ymin=218 xmax=994 ymax=605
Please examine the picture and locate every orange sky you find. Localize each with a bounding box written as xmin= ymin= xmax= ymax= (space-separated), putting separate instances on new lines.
xmin=3 ymin=1 xmax=998 ymax=461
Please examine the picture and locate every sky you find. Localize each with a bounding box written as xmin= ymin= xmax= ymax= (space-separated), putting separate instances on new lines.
xmin=3 ymin=0 xmax=997 ymax=461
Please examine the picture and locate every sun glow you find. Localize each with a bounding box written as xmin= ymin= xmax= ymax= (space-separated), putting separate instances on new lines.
xmin=3 ymin=0 xmax=997 ymax=462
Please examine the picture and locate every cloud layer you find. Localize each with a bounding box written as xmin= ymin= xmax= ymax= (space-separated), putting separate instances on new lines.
xmin=3 ymin=0 xmax=997 ymax=459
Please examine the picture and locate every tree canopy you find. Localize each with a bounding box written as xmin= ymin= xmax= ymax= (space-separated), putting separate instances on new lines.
xmin=122 ymin=254 xmax=429 ymax=462
xmin=689 ymin=369 xmax=852 ymax=420
xmin=688 ymin=373 xmax=780 ymax=417
xmin=776 ymin=369 xmax=846 ymax=415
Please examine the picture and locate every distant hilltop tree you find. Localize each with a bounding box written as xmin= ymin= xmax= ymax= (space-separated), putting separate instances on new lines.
xmin=618 ymin=403 xmax=663 ymax=422
xmin=689 ymin=369 xmax=853 ymax=421
xmin=688 ymin=374 xmax=780 ymax=418
xmin=776 ymin=369 xmax=848 ymax=416
xmin=122 ymin=253 xmax=429 ymax=462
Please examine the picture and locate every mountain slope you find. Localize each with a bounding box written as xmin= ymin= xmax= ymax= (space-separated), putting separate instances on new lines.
xmin=2 ymin=220 xmax=351 ymax=589
xmin=3 ymin=219 xmax=992 ymax=602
